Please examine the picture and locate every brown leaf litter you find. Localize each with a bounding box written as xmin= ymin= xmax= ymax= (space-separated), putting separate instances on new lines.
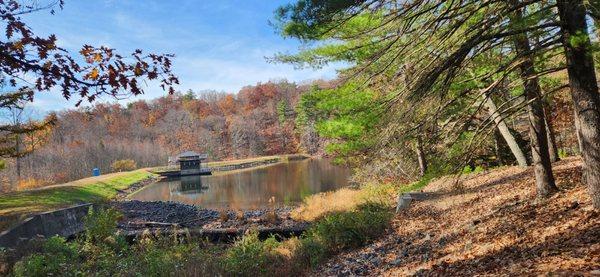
xmin=316 ymin=157 xmax=600 ymax=276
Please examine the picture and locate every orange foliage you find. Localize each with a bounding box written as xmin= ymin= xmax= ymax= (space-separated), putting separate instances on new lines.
xmin=52 ymin=172 xmax=69 ymax=184
xmin=67 ymin=140 xmax=84 ymax=148
xmin=145 ymin=112 xmax=158 ymax=127
xmin=182 ymin=99 xmax=201 ymax=116
xmin=239 ymin=82 xmax=281 ymax=111
xmin=129 ymin=100 xmax=150 ymax=111
xmin=17 ymin=177 xmax=50 ymax=191
xmin=111 ymin=159 xmax=137 ymax=172
xmin=218 ymin=94 xmax=237 ymax=115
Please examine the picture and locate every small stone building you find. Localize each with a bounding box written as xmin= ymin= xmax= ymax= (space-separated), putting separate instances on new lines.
xmin=174 ymin=151 xmax=208 ymax=176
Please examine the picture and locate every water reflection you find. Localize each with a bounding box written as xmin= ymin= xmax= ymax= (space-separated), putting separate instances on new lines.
xmin=177 ymin=176 xmax=209 ymax=194
xmin=131 ymin=159 xmax=350 ymax=210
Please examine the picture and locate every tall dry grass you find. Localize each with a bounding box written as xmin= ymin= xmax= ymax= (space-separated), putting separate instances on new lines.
xmin=16 ymin=178 xmax=50 ymax=191
xmin=291 ymin=188 xmax=361 ymax=221
xmin=291 ymin=183 xmax=399 ymax=221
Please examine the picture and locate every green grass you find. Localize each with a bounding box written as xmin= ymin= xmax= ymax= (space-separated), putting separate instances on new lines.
xmin=0 ymin=170 xmax=154 ymax=218
xmin=399 ymin=177 xmax=432 ymax=193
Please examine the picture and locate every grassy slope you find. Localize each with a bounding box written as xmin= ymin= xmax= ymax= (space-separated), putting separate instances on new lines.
xmin=0 ymin=170 xmax=154 ymax=218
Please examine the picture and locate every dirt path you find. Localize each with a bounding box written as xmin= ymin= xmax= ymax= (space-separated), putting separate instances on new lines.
xmin=316 ymin=157 xmax=600 ymax=276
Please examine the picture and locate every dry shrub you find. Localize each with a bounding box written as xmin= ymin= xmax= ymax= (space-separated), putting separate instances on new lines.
xmin=111 ymin=159 xmax=137 ymax=172
xmin=235 ymin=210 xmax=245 ymax=221
xmin=218 ymin=210 xmax=230 ymax=222
xmin=264 ymin=210 xmax=279 ymax=224
xmin=274 ymin=237 xmax=301 ymax=259
xmin=52 ymin=172 xmax=68 ymax=184
xmin=264 ymin=196 xmax=279 ymax=224
xmin=273 ymin=237 xmax=311 ymax=274
xmin=292 ymin=188 xmax=362 ymax=221
xmin=223 ymin=231 xmax=282 ymax=276
xmin=0 ymin=178 xmax=11 ymax=193
xmin=17 ymin=178 xmax=49 ymax=191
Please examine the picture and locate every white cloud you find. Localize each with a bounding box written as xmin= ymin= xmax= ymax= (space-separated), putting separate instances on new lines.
xmin=172 ymin=56 xmax=339 ymax=92
xmin=20 ymin=1 xmax=346 ymax=112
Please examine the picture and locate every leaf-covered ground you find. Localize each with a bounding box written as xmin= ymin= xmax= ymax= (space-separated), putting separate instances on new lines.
xmin=316 ymin=157 xmax=600 ymax=276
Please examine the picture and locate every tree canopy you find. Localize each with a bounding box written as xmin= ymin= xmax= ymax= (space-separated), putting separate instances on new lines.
xmin=274 ymin=0 xmax=600 ymax=208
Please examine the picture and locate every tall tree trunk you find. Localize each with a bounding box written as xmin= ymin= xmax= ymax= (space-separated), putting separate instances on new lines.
xmin=573 ymin=108 xmax=584 ymax=153
xmin=415 ymin=135 xmax=427 ymax=177
xmin=15 ymin=133 xmax=21 ymax=184
xmin=543 ymin=104 xmax=560 ymax=162
xmin=405 ymin=63 xmax=429 ymax=177
xmin=493 ymin=130 xmax=503 ymax=166
xmin=484 ymin=94 xmax=529 ymax=167
xmin=557 ymin=0 xmax=600 ymax=209
xmin=510 ymin=0 xmax=557 ymax=198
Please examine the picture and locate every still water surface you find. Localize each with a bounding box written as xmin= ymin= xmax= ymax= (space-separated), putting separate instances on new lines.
xmin=131 ymin=159 xmax=350 ymax=210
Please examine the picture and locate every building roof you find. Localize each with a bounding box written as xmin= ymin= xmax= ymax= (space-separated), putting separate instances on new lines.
xmin=175 ymin=151 xmax=208 ymax=161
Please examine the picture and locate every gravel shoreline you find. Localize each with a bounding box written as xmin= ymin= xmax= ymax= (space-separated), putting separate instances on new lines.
xmin=113 ymin=177 xmax=159 ymax=201
xmin=112 ymin=200 xmax=309 ymax=232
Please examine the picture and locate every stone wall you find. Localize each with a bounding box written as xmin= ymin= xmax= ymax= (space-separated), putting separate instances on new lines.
xmin=0 ymin=204 xmax=94 ymax=248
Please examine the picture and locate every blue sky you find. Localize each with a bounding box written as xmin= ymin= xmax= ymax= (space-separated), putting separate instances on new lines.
xmin=20 ymin=0 xmax=340 ymax=112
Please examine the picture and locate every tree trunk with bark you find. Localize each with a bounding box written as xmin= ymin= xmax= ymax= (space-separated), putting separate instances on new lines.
xmin=510 ymin=0 xmax=558 ymax=198
xmin=557 ymin=0 xmax=600 ymax=209
xmin=573 ymin=108 xmax=584 ymax=153
xmin=494 ymin=130 xmax=504 ymax=166
xmin=15 ymin=132 xmax=21 ymax=185
xmin=415 ymin=135 xmax=427 ymax=177
xmin=405 ymin=63 xmax=429 ymax=178
xmin=543 ymin=104 xmax=560 ymax=162
xmin=484 ymin=94 xmax=529 ymax=167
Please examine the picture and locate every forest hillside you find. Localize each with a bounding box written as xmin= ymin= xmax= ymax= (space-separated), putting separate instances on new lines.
xmin=0 ymin=80 xmax=336 ymax=191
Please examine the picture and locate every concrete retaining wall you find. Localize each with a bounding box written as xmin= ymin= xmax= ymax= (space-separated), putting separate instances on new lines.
xmin=211 ymin=155 xmax=310 ymax=172
xmin=210 ymin=158 xmax=281 ymax=172
xmin=0 ymin=204 xmax=94 ymax=248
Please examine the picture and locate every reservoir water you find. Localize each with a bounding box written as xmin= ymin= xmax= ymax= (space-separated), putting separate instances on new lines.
xmin=130 ymin=158 xmax=350 ymax=210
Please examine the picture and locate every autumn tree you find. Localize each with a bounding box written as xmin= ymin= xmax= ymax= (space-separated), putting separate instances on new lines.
xmin=0 ymin=0 xmax=178 ymax=153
